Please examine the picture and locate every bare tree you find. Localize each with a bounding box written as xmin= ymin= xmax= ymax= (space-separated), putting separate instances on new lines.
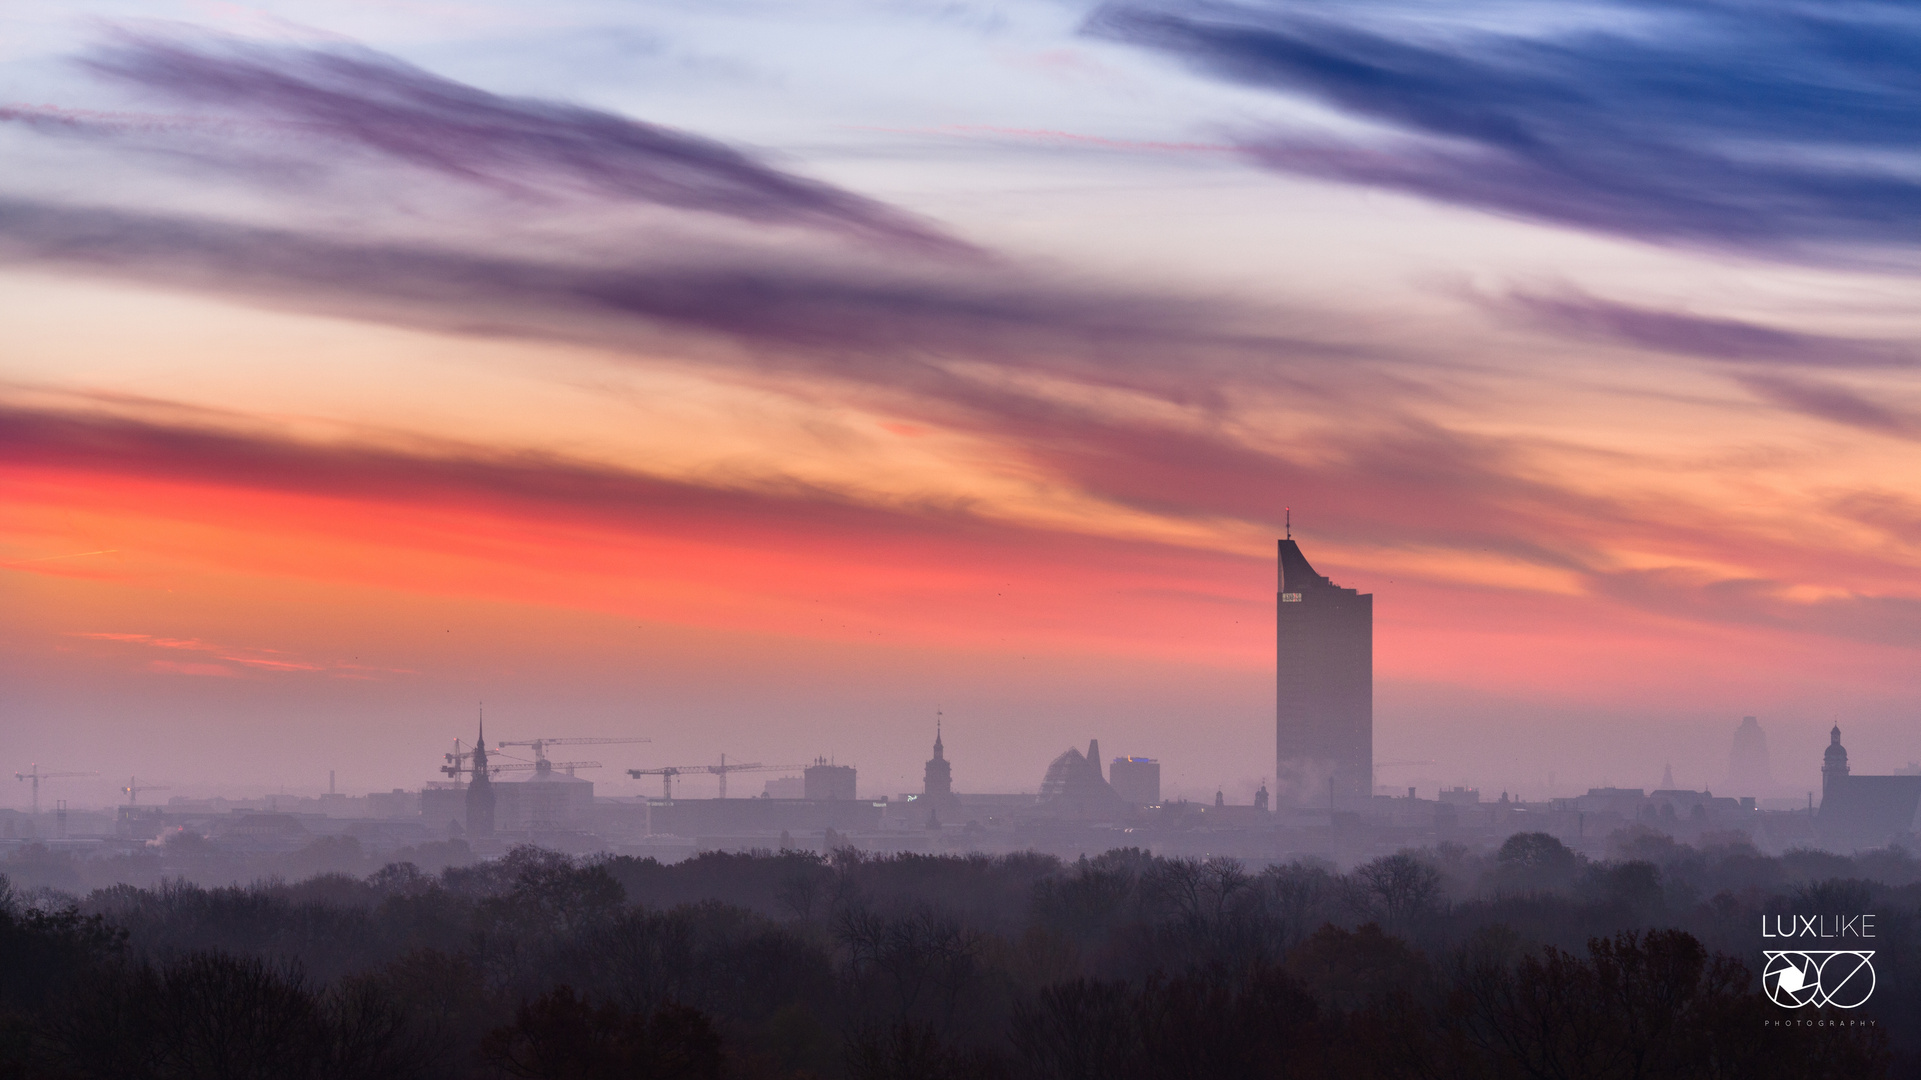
xmin=1352 ymin=853 xmax=1444 ymax=931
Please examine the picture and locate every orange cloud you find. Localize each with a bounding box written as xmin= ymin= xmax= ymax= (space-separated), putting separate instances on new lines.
xmin=69 ymin=629 xmax=412 ymax=678
xmin=145 ymin=659 xmax=243 ymax=678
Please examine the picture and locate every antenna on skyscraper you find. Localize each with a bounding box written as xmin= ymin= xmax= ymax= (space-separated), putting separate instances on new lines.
xmin=1286 ymin=507 xmax=1291 ymax=539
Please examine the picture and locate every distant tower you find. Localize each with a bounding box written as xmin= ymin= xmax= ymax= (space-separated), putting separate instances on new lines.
xmin=1660 ymin=763 xmax=1675 ymax=790
xmin=1728 ymin=716 xmax=1771 ymax=794
xmin=922 ymin=713 xmax=955 ymax=810
xmin=1108 ymin=757 xmax=1161 ymax=805
xmin=1822 ymin=725 xmax=1850 ymax=806
xmin=466 ymin=713 xmax=496 ymax=840
xmin=1276 ymin=533 xmax=1373 ymax=806
xmin=1255 ymin=782 xmax=1270 ymax=812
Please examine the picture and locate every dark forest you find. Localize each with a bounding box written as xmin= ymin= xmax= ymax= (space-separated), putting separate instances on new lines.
xmin=0 ymin=831 xmax=1912 ymax=1079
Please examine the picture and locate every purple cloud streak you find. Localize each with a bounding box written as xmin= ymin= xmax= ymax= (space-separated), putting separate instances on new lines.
xmin=4 ymin=27 xmax=1916 ymax=653
xmin=1088 ymin=0 xmax=1921 ymax=255
xmin=1498 ymin=292 xmax=1915 ymax=370
xmin=72 ymin=32 xmax=970 ymax=255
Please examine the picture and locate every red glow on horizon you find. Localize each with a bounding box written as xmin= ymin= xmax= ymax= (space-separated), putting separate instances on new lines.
xmin=7 ymin=457 xmax=1916 ymax=709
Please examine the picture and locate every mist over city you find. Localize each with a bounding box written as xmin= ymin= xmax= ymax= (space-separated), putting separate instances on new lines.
xmin=3 ymin=0 xmax=1920 ymax=1076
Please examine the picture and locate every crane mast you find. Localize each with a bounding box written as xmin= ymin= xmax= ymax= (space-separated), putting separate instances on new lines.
xmin=13 ymin=765 xmax=97 ymax=816
xmin=626 ymin=755 xmax=810 ymax=799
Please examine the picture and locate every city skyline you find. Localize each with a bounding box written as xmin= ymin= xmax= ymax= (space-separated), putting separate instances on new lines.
xmin=4 ymin=0 xmax=1920 ymax=803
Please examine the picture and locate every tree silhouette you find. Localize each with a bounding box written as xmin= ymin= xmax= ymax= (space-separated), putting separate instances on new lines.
xmin=481 ymin=986 xmax=722 ymax=1080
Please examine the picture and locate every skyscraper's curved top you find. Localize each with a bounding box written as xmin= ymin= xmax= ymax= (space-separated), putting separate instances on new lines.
xmin=1278 ymin=538 xmax=1331 ymax=594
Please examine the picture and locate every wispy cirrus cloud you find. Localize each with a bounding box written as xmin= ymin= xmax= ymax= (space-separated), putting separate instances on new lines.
xmin=0 ymin=29 xmax=1386 ymax=420
xmin=1588 ymin=567 xmax=1921 ymax=650
xmin=1087 ymin=0 xmax=1921 ymax=254
xmin=1495 ymin=291 xmax=1916 ymax=370
xmin=3 ymin=24 xmax=1917 ymax=675
xmin=51 ymin=31 xmax=971 ymax=255
xmin=1737 ymin=373 xmax=1919 ymax=437
xmin=0 ymin=196 xmax=1291 ymax=400
xmin=69 ymin=631 xmax=414 ymax=679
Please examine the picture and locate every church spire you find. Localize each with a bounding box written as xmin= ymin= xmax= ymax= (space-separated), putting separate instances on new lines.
xmin=465 ymin=703 xmax=496 ymax=839
xmin=923 ymin=710 xmax=953 ymax=805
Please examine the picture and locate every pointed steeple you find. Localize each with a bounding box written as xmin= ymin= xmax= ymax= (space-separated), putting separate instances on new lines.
xmin=465 ymin=703 xmax=496 ymax=839
xmin=923 ymin=710 xmax=953 ymax=804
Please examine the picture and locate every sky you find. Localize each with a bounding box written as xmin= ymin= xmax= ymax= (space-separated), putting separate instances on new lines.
xmin=3 ymin=0 xmax=1920 ymax=808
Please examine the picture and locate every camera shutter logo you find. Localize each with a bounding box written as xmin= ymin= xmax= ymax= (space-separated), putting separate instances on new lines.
xmin=1763 ymin=951 xmax=1875 ymax=1009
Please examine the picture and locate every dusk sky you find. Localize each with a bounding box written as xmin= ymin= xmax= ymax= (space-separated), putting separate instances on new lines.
xmin=5 ymin=0 xmax=1920 ymax=807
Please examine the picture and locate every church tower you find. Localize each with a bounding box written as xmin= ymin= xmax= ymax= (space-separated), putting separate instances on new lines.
xmin=922 ymin=714 xmax=955 ymax=811
xmin=1822 ymin=725 xmax=1850 ymax=807
xmin=466 ymin=713 xmax=496 ymax=839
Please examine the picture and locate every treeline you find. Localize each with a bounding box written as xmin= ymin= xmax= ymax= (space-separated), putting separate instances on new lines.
xmin=0 ymin=832 xmax=1913 ymax=1078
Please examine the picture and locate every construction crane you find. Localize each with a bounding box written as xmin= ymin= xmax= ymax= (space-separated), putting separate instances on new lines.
xmin=14 ymin=765 xmax=97 ymax=816
xmin=441 ymin=741 xmax=601 ymax=782
xmin=626 ymin=766 xmax=686 ymax=798
xmin=496 ymin=737 xmax=649 ymax=777
xmin=123 ymin=777 xmax=172 ymax=805
xmin=626 ymin=755 xmax=809 ymax=799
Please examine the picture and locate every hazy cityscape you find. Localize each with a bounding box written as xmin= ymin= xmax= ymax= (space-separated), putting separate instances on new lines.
xmin=10 ymin=531 xmax=1921 ymax=876
xmin=6 ymin=0 xmax=1921 ymax=1075
xmin=5 ymin=537 xmax=1919 ymax=1077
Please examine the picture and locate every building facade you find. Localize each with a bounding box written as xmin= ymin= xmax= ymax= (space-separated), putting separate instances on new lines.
xmin=1108 ymin=757 xmax=1161 ymax=806
xmin=1038 ymin=740 xmax=1125 ymax=818
xmin=804 ymin=759 xmax=857 ymax=801
xmin=1276 ymin=537 xmax=1373 ymax=806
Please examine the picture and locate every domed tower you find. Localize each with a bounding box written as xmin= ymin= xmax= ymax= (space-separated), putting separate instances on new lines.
xmin=1728 ymin=715 xmax=1772 ymax=794
xmin=1822 ymin=725 xmax=1850 ymax=807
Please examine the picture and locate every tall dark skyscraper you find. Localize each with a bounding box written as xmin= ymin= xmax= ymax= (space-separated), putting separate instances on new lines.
xmin=1276 ymin=536 xmax=1372 ymax=806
